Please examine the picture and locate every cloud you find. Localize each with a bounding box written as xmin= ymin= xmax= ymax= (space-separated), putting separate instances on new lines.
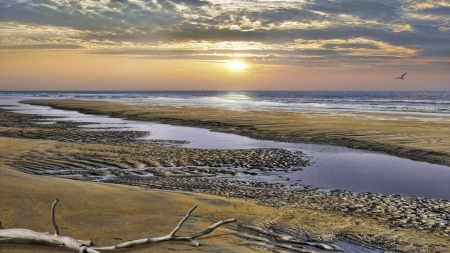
xmin=0 ymin=0 xmax=183 ymax=32
xmin=0 ymin=44 xmax=83 ymax=50
xmin=0 ymin=0 xmax=449 ymax=67
xmin=168 ymin=0 xmax=212 ymax=7
xmin=89 ymin=36 xmax=417 ymax=68
xmin=304 ymin=0 xmax=403 ymax=22
xmin=417 ymin=5 xmax=450 ymax=15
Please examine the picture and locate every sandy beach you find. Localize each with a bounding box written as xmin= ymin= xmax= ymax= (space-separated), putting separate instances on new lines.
xmin=1 ymin=100 xmax=450 ymax=252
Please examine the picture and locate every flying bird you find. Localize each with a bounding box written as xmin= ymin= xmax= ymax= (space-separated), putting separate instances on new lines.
xmin=395 ymin=72 xmax=407 ymax=80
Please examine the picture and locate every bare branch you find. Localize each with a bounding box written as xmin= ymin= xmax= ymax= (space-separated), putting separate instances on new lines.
xmin=170 ymin=204 xmax=197 ymax=236
xmin=93 ymin=204 xmax=236 ymax=250
xmin=190 ymin=218 xmax=237 ymax=239
xmin=51 ymin=199 xmax=59 ymax=235
xmin=0 ymin=228 xmax=99 ymax=252
xmin=0 ymin=200 xmax=236 ymax=252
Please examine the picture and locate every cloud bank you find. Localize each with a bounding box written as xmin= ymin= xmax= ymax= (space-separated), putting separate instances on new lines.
xmin=1 ymin=0 xmax=449 ymax=68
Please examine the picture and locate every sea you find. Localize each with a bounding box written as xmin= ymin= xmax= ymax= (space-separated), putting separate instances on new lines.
xmin=1 ymin=90 xmax=449 ymax=200
xmin=1 ymin=90 xmax=449 ymax=115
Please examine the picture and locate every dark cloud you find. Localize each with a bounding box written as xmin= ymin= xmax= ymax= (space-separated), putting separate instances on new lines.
xmin=0 ymin=44 xmax=83 ymax=50
xmin=304 ymin=0 xmax=402 ymax=22
xmin=0 ymin=0 xmax=183 ymax=32
xmin=0 ymin=1 xmax=102 ymax=30
xmin=421 ymin=46 xmax=450 ymax=58
xmin=107 ymin=0 xmax=134 ymax=9
xmin=94 ymin=49 xmax=297 ymax=56
xmin=416 ymin=6 xmax=450 ymax=16
xmin=30 ymin=0 xmax=58 ymax=5
xmin=166 ymin=0 xmax=211 ymax=7
xmin=258 ymin=8 xmax=325 ymax=24
xmin=92 ymin=47 xmax=405 ymax=68
xmin=323 ymin=43 xmax=380 ymax=50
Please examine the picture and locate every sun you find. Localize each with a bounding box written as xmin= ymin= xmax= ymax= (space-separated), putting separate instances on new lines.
xmin=227 ymin=60 xmax=247 ymax=71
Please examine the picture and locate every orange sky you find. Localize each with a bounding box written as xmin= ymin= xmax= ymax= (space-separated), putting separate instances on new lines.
xmin=1 ymin=51 xmax=448 ymax=91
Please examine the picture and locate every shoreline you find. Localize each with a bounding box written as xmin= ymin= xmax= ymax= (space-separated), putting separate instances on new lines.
xmin=0 ymin=102 xmax=449 ymax=252
xmin=23 ymin=99 xmax=450 ymax=167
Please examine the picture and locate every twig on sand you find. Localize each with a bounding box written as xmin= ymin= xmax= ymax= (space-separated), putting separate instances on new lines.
xmin=0 ymin=199 xmax=236 ymax=252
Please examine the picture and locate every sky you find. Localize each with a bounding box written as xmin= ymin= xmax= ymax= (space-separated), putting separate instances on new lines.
xmin=0 ymin=0 xmax=449 ymax=90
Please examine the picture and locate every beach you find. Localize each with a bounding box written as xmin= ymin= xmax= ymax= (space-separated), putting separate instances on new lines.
xmin=1 ymin=99 xmax=450 ymax=252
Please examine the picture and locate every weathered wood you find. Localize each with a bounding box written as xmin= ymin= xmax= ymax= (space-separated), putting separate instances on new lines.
xmin=51 ymin=199 xmax=59 ymax=235
xmin=0 ymin=228 xmax=98 ymax=252
xmin=0 ymin=199 xmax=236 ymax=252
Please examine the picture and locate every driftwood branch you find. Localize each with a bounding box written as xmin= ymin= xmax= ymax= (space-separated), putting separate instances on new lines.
xmin=0 ymin=199 xmax=236 ymax=252
xmin=51 ymin=198 xmax=59 ymax=235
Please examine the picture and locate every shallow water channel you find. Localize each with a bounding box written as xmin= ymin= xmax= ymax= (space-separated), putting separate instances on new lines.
xmin=2 ymin=97 xmax=449 ymax=201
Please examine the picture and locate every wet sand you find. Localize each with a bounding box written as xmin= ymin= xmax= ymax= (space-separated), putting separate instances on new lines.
xmin=25 ymin=99 xmax=450 ymax=167
xmin=1 ymin=102 xmax=450 ymax=252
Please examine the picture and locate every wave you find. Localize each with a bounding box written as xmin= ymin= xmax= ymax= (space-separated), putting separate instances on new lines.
xmin=2 ymin=90 xmax=449 ymax=115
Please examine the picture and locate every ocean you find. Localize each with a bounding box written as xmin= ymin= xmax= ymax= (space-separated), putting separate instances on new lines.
xmin=1 ymin=90 xmax=449 ymax=115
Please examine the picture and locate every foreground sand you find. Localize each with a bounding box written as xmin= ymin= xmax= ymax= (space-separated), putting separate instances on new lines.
xmin=0 ymin=137 xmax=269 ymax=253
xmin=25 ymin=99 xmax=450 ymax=167
xmin=1 ymin=137 xmax=449 ymax=253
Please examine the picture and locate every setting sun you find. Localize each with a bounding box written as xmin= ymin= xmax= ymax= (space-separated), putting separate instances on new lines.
xmin=227 ymin=60 xmax=247 ymax=71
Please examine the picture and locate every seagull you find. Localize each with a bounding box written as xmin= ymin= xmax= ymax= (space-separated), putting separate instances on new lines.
xmin=394 ymin=72 xmax=407 ymax=80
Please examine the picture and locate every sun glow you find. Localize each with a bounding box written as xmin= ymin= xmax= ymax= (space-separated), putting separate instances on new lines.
xmin=227 ymin=60 xmax=247 ymax=71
